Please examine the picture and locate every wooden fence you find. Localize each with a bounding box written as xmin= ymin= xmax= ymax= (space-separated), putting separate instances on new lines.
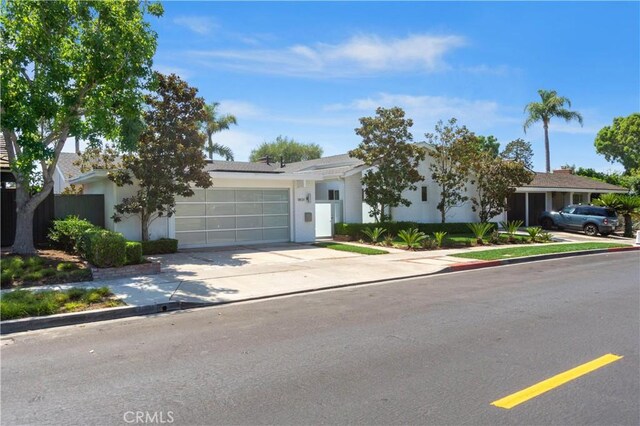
xmin=1 ymin=190 xmax=104 ymax=247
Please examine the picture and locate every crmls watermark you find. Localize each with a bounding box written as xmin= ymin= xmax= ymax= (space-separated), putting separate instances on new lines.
xmin=123 ymin=411 xmax=174 ymax=424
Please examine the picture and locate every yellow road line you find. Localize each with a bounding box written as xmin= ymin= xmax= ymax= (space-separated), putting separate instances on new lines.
xmin=491 ymin=353 xmax=623 ymax=409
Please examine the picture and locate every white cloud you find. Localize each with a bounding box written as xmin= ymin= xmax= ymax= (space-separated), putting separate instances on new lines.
xmin=325 ymin=93 xmax=517 ymax=134
xmin=212 ymin=129 xmax=264 ymax=162
xmin=217 ymin=100 xmax=265 ymax=120
xmin=188 ymin=33 xmax=466 ymax=77
xmin=173 ymin=16 xmax=217 ymax=35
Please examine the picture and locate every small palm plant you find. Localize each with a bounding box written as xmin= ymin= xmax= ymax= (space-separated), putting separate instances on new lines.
xmin=500 ymin=220 xmax=524 ymax=243
xmin=362 ymin=227 xmax=387 ymax=244
xmin=467 ymin=222 xmax=494 ymax=245
xmin=397 ymin=228 xmax=427 ymax=250
xmin=613 ymin=195 xmax=640 ymax=238
xmin=382 ymin=234 xmax=395 ymax=247
xmin=525 ymin=226 xmax=543 ymax=243
xmin=432 ymin=231 xmax=448 ymax=248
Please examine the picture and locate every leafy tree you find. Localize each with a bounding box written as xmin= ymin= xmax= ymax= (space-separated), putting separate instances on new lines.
xmin=501 ymin=138 xmax=534 ymax=169
xmin=250 ymin=136 xmax=323 ymax=163
xmin=202 ymin=102 xmax=236 ymax=161
xmin=474 ymin=135 xmax=500 ymax=157
xmin=349 ymin=107 xmax=426 ymax=223
xmin=523 ymin=89 xmax=583 ymax=173
xmin=469 ymin=151 xmax=534 ymax=223
xmin=0 ymin=0 xmax=162 ymax=254
xmin=426 ymin=118 xmax=476 ymax=223
xmin=594 ymin=113 xmax=640 ymax=173
xmin=594 ymin=194 xmax=640 ymax=237
xmin=110 ymin=73 xmax=213 ymax=241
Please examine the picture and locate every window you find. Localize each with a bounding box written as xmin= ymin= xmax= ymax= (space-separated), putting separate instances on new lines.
xmin=421 ymin=186 xmax=428 ymax=202
xmin=328 ymin=189 xmax=340 ymax=200
xmin=561 ymin=206 xmax=575 ymax=214
xmin=572 ymin=193 xmax=584 ymax=204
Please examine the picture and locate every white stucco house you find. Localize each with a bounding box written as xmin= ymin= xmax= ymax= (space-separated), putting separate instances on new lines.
xmin=67 ymin=150 xmax=627 ymax=248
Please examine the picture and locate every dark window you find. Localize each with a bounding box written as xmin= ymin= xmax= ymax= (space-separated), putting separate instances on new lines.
xmin=574 ymin=207 xmax=588 ymax=215
xmin=328 ymin=189 xmax=339 ymax=200
xmin=605 ymin=208 xmax=617 ymax=218
xmin=421 ymin=186 xmax=428 ymax=202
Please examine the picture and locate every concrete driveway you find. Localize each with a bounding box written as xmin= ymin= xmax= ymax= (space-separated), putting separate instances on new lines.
xmin=548 ymin=229 xmax=633 ymax=243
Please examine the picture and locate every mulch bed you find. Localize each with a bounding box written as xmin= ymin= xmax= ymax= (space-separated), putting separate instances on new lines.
xmin=1 ymin=248 xmax=92 ymax=289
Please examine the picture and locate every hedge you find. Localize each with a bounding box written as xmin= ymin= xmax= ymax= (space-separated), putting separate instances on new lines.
xmin=48 ymin=216 xmax=99 ymax=253
xmin=125 ymin=241 xmax=143 ymax=265
xmin=79 ymin=229 xmax=127 ymax=268
xmin=141 ymin=238 xmax=178 ymax=255
xmin=334 ymin=222 xmax=498 ymax=239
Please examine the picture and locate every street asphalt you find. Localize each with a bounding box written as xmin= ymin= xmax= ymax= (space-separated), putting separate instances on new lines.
xmin=1 ymin=252 xmax=638 ymax=425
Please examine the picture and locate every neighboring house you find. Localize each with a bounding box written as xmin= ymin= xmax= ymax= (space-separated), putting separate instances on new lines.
xmin=507 ymin=169 xmax=627 ymax=226
xmin=67 ymin=149 xmax=628 ymax=247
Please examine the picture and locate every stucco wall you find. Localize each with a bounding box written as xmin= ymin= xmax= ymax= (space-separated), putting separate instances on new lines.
xmin=315 ymin=180 xmax=343 ymax=201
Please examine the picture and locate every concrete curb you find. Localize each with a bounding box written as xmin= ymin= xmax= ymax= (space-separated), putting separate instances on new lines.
xmin=0 ymin=302 xmax=180 ymax=335
xmin=2 ymin=246 xmax=638 ymax=335
xmin=444 ymin=246 xmax=640 ymax=273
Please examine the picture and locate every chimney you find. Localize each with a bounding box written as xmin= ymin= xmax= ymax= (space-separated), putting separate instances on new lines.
xmin=553 ymin=169 xmax=573 ymax=174
xmin=280 ymin=156 xmax=285 ymax=168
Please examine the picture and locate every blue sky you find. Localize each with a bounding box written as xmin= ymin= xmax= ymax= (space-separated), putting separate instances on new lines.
xmin=80 ymin=1 xmax=640 ymax=172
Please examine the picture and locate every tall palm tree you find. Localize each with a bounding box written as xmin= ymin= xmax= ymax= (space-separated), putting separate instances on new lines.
xmin=523 ymin=89 xmax=583 ymax=173
xmin=202 ymin=102 xmax=237 ymax=161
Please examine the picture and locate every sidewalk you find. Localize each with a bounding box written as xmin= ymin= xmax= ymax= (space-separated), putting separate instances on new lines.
xmin=7 ymin=236 xmax=634 ymax=309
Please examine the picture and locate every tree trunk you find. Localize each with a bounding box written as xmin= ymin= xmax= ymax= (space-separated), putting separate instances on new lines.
xmin=75 ymin=136 xmax=80 ymax=154
xmin=207 ymin=134 xmax=213 ymax=160
xmin=440 ymin=195 xmax=446 ymax=223
xmin=12 ymin=179 xmax=53 ymax=254
xmin=543 ymin=121 xmax=551 ymax=173
xmin=141 ymin=211 xmax=150 ymax=241
xmin=623 ymin=213 xmax=633 ymax=238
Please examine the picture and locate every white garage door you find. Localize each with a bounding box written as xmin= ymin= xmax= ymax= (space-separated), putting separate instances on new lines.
xmin=175 ymin=188 xmax=290 ymax=247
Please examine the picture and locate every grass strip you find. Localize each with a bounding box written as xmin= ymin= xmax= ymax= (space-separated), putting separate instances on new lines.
xmin=315 ymin=242 xmax=388 ymax=255
xmin=0 ymin=286 xmax=124 ymax=321
xmin=450 ymin=242 xmax=630 ymax=261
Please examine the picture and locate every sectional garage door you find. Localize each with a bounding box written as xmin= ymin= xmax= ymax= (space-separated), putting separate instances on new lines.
xmin=175 ymin=188 xmax=290 ymax=247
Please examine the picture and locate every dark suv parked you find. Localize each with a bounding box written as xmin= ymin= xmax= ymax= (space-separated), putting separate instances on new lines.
xmin=539 ymin=205 xmax=618 ymax=236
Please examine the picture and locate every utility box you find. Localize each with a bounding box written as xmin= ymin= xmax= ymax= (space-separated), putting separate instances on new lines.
xmin=304 ymin=212 xmax=312 ymax=222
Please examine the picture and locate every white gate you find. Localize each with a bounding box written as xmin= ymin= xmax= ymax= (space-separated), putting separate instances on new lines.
xmin=315 ymin=201 xmax=342 ymax=238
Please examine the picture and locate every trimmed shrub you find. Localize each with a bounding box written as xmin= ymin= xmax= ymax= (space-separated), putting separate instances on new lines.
xmin=335 ymin=222 xmax=497 ymax=240
xmin=80 ymin=230 xmax=127 ymax=268
xmin=49 ymin=216 xmax=99 ymax=253
xmin=125 ymin=241 xmax=143 ymax=265
xmin=141 ymin=238 xmax=178 ymax=255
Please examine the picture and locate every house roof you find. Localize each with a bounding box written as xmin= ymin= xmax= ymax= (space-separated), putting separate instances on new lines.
xmin=522 ymin=172 xmax=627 ymax=192
xmin=0 ymin=134 xmax=10 ymax=170
xmin=204 ymin=160 xmax=284 ymax=174
xmin=279 ymin=153 xmax=364 ymax=174
xmin=57 ymin=152 xmax=83 ymax=179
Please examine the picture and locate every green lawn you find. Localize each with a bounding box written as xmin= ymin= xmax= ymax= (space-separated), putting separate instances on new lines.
xmin=450 ymin=242 xmax=631 ymax=261
xmin=0 ymin=286 xmax=124 ymax=321
xmin=315 ymin=242 xmax=388 ymax=255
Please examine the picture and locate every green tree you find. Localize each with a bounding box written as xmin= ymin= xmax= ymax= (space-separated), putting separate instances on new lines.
xmin=349 ymin=107 xmax=426 ymax=223
xmin=594 ymin=113 xmax=640 ymax=173
xmin=0 ymin=0 xmax=162 ymax=254
xmin=110 ymin=73 xmax=213 ymax=241
xmin=594 ymin=194 xmax=640 ymax=238
xmin=469 ymin=151 xmax=535 ymax=223
xmin=501 ymin=138 xmax=534 ymax=169
xmin=202 ymin=102 xmax=236 ymax=161
xmin=426 ymin=118 xmax=476 ymax=223
xmin=250 ymin=136 xmax=323 ymax=163
xmin=474 ymin=135 xmax=500 ymax=157
xmin=523 ymin=89 xmax=583 ymax=173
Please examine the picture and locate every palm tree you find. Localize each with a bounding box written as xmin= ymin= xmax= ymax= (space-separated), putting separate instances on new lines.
xmin=613 ymin=194 xmax=640 ymax=238
xmin=202 ymin=102 xmax=237 ymax=161
xmin=523 ymin=90 xmax=583 ymax=173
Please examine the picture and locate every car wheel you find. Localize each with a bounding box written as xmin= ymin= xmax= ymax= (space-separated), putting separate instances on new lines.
xmin=583 ymin=223 xmax=598 ymax=236
xmin=541 ymin=218 xmax=554 ymax=230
